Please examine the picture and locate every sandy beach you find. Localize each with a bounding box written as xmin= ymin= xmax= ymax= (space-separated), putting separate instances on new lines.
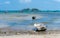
xmin=0 ymin=30 xmax=59 ymax=38
xmin=0 ymin=33 xmax=60 ymax=38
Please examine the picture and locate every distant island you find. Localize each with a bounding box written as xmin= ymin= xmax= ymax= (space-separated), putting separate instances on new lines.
xmin=0 ymin=8 xmax=60 ymax=13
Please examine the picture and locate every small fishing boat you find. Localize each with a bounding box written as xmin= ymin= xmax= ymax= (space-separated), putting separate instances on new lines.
xmin=33 ymin=23 xmax=47 ymax=32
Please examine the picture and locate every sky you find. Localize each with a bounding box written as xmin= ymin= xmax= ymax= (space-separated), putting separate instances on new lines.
xmin=0 ymin=0 xmax=60 ymax=10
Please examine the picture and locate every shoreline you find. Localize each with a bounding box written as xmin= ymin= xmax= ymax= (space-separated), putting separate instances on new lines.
xmin=0 ymin=32 xmax=60 ymax=38
xmin=0 ymin=30 xmax=59 ymax=38
xmin=0 ymin=30 xmax=60 ymax=35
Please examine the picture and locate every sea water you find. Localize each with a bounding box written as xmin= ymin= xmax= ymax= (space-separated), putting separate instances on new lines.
xmin=0 ymin=12 xmax=60 ymax=31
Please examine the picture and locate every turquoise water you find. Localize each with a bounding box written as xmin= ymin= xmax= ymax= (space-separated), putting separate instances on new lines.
xmin=0 ymin=12 xmax=60 ymax=31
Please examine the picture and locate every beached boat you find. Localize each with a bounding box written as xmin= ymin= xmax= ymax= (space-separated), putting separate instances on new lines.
xmin=33 ymin=23 xmax=47 ymax=32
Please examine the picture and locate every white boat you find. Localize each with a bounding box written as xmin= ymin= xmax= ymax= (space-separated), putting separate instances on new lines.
xmin=34 ymin=23 xmax=47 ymax=32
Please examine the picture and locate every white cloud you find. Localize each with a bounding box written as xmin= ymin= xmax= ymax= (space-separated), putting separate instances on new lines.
xmin=0 ymin=1 xmax=11 ymax=5
xmin=20 ymin=0 xmax=31 ymax=3
xmin=4 ymin=1 xmax=10 ymax=4
xmin=54 ymin=0 xmax=60 ymax=2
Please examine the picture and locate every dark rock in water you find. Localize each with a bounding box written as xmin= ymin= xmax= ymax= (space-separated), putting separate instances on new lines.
xmin=32 ymin=16 xmax=36 ymax=20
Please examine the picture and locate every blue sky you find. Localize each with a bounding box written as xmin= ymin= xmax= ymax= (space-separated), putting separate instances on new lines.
xmin=0 ymin=0 xmax=60 ymax=10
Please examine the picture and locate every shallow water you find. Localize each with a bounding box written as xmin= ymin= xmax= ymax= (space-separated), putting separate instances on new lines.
xmin=0 ymin=12 xmax=60 ymax=31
